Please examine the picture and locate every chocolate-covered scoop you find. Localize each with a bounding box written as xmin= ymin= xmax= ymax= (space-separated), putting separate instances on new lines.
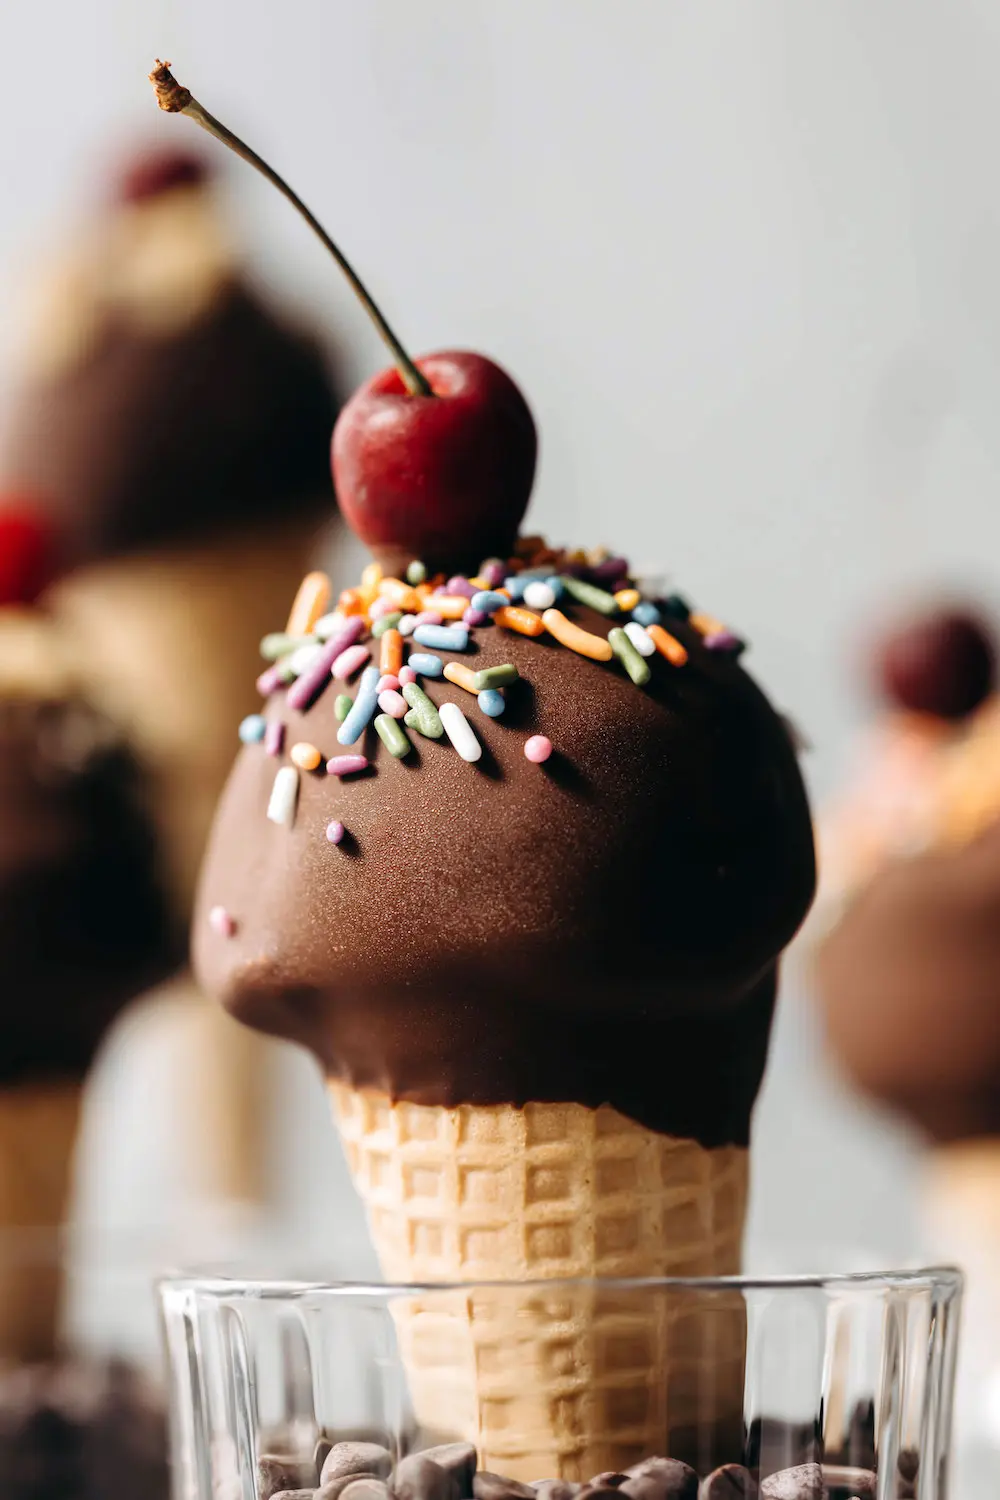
xmin=0 ymin=145 xmax=338 ymax=570
xmin=0 ymin=686 xmax=179 ymax=1081
xmin=817 ymin=819 xmax=1000 ymax=1142
xmin=194 ymin=563 xmax=815 ymax=1147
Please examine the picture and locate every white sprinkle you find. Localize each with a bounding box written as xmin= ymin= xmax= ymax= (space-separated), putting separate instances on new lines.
xmin=397 ymin=613 xmax=417 ymax=637
xmin=287 ymin=642 xmax=323 ymax=677
xmin=313 ymin=610 xmax=347 ymax=641
xmin=523 ymin=580 xmax=556 ymax=611
xmin=267 ymin=766 xmax=299 ymax=827
xmin=439 ymin=700 xmax=482 ymax=763
xmin=624 ymin=621 xmax=656 ymax=657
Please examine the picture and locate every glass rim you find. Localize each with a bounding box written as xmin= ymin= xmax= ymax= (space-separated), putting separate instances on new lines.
xmin=158 ymin=1265 xmax=964 ymax=1299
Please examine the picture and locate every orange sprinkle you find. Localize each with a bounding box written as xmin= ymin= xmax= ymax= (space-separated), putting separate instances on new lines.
xmin=338 ymin=588 xmax=367 ymax=618
xmin=468 ymin=575 xmax=489 ymax=590
xmin=435 ymin=595 xmax=474 ymax=620
xmin=494 ymin=605 xmax=545 ymax=637
xmin=380 ymin=628 xmax=403 ymax=677
xmin=541 ymin=608 xmax=613 ymax=661
xmin=414 ymin=583 xmax=435 ymax=605
xmin=690 ymin=611 xmax=725 ymax=638
xmin=379 ymin=578 xmax=422 ymax=611
xmin=443 ymin=661 xmax=478 ymax=693
xmin=359 ymin=561 xmax=383 ymax=605
xmin=290 ymin=741 xmax=322 ymax=771
xmin=648 ymin=624 xmax=688 ymax=666
xmin=614 ymin=588 xmax=641 ymax=612
xmin=285 ymin=571 xmax=331 ymax=635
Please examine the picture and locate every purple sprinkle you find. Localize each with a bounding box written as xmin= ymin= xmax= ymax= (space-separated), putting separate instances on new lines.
xmin=286 ymin=616 xmax=365 ymax=712
xmin=589 ymin=555 xmax=630 ymax=584
xmin=256 ymin=664 xmax=285 ymax=697
xmin=209 ymin=905 xmax=236 ymax=938
xmin=326 ymin=754 xmax=369 ymax=777
xmin=446 ymin=576 xmax=477 ymax=599
xmin=705 ymin=630 xmax=746 ymax=656
xmin=326 ymin=820 xmax=345 ymax=845
xmin=431 ymin=584 xmax=449 ymax=596
xmin=480 ymin=561 xmax=505 ymax=588
xmin=463 ymin=607 xmax=489 ymax=626
xmin=415 ymin=610 xmax=444 ymax=627
xmin=264 ymin=720 xmax=285 ymax=757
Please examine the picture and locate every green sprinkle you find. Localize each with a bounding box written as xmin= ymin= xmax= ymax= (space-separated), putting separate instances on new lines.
xmin=335 ymin=694 xmax=353 ymax=722
xmin=406 ymin=559 xmax=427 ymax=585
xmin=374 ymin=713 xmax=412 ymax=758
xmin=260 ymin=632 xmax=314 ymax=661
xmin=372 ymin=612 xmax=403 ymax=638
xmin=559 ymin=576 xmax=620 ymax=616
xmin=402 ymin=683 xmax=444 ymax=738
xmin=472 ymin=663 xmax=520 ymax=692
xmin=608 ymin=626 xmax=651 ymax=686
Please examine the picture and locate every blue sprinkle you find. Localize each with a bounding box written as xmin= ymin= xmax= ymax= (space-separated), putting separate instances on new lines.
xmin=470 ymin=590 xmax=507 ymax=615
xmin=412 ymin=624 xmax=470 ymax=652
xmin=238 ymin=713 xmax=267 ymax=745
xmin=337 ymin=666 xmax=380 ymax=746
xmin=632 ymin=601 xmax=662 ymax=627
xmin=504 ymin=575 xmax=527 ymax=601
xmin=544 ymin=575 xmax=565 ymax=601
xmin=478 ymin=689 xmax=505 ymax=717
xmin=408 ymin=651 xmax=444 ymax=677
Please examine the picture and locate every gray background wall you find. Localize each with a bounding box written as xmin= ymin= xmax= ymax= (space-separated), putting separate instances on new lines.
xmin=6 ymin=1 xmax=997 ymax=1278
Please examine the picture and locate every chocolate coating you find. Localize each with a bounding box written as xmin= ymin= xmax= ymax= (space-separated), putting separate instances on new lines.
xmin=816 ymin=819 xmax=1000 ymax=1141
xmin=3 ymin=282 xmax=337 ymax=564
xmin=875 ymin=607 xmax=995 ymax=721
xmin=0 ymin=695 xmax=180 ymax=1080
xmin=194 ymin=604 xmax=815 ymax=1146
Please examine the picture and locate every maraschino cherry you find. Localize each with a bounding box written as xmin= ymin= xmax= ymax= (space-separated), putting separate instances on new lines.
xmin=0 ymin=505 xmax=57 ymax=606
xmin=875 ymin=605 xmax=996 ymax=721
xmin=149 ymin=63 xmax=537 ymax=576
xmin=115 ymin=144 xmax=209 ymax=204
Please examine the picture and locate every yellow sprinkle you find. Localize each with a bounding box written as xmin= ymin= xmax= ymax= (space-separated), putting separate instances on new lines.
xmin=443 ymin=661 xmax=478 ymax=694
xmin=541 ymin=608 xmax=613 ymax=661
xmin=614 ymin=588 xmax=641 ymax=612
xmin=648 ymin=624 xmax=688 ymax=666
xmin=359 ymin=561 xmax=383 ymax=605
xmin=494 ymin=605 xmax=545 ymax=637
xmin=285 ymin=571 xmax=331 ymax=636
xmin=435 ymin=595 xmax=474 ymax=620
xmin=468 ymin=575 xmax=489 ymax=590
xmin=378 ymin=578 xmax=422 ymax=611
xmin=690 ymin=611 xmax=725 ymax=637
xmin=290 ymin=741 xmax=322 ymax=771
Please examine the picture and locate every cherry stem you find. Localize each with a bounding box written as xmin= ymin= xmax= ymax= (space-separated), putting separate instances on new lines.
xmin=148 ymin=61 xmax=433 ymax=398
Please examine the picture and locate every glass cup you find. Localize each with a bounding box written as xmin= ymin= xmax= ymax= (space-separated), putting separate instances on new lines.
xmin=160 ymin=1268 xmax=962 ymax=1499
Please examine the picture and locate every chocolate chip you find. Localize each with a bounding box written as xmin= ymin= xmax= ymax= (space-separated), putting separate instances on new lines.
xmin=340 ymin=1482 xmax=392 ymax=1500
xmin=581 ymin=1489 xmax=626 ymax=1500
xmin=699 ymin=1465 xmax=758 ymax=1499
xmin=271 ymin=1492 xmax=318 ymax=1500
xmin=759 ymin=1466 xmax=823 ymax=1500
xmin=897 ymin=1450 xmax=919 ymax=1483
xmin=820 ymin=1468 xmax=876 ymax=1500
xmin=394 ymin=1455 xmax=461 ymax=1500
xmin=259 ymin=1455 xmax=319 ymax=1498
xmin=474 ymin=1473 xmax=537 ymax=1500
xmin=323 ymin=1477 xmax=382 ymax=1500
xmin=322 ymin=1442 xmax=394 ymax=1485
xmin=621 ymin=1458 xmax=699 ymax=1500
xmin=418 ymin=1442 xmax=479 ymax=1496
xmin=590 ymin=1476 xmax=628 ymax=1489
xmin=534 ymin=1483 xmax=581 ymax=1500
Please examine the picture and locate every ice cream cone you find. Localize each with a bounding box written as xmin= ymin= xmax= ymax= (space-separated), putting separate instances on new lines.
xmin=0 ymin=1079 xmax=82 ymax=1360
xmin=330 ymin=1084 xmax=748 ymax=1479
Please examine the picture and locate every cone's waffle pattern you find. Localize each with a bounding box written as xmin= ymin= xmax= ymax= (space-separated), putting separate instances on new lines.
xmin=330 ymin=1087 xmax=748 ymax=1478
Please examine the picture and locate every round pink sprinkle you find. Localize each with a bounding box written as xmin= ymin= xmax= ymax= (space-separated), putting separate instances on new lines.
xmin=524 ymin=735 xmax=553 ymax=764
xmin=209 ymin=905 xmax=236 ymax=938
xmin=332 ymin=643 xmax=370 ymax=679
xmin=376 ymin=673 xmax=400 ymax=693
xmin=326 ymin=820 xmax=345 ymax=845
xmin=414 ymin=610 xmax=443 ymax=627
xmin=378 ymin=689 xmax=408 ymax=719
xmin=463 ymin=607 xmax=488 ymax=626
xmin=369 ymin=595 xmax=397 ymax=620
xmin=398 ymin=665 xmax=417 ymax=686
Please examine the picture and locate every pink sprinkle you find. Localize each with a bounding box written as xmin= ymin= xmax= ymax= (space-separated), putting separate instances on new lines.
xmin=264 ymin=720 xmax=285 ymax=757
xmin=378 ymin=689 xmax=408 ymax=719
xmin=415 ymin=610 xmax=443 ymax=627
xmin=524 ymin=735 xmax=553 ymax=764
xmin=287 ymin=616 xmax=365 ymax=713
xmin=446 ymin=576 xmax=476 ymax=599
xmin=326 ymin=754 xmax=369 ymax=777
xmin=376 ymin=673 xmax=400 ymax=693
xmin=398 ymin=666 xmax=417 ymax=686
xmin=256 ymin=664 xmax=284 ymax=697
xmin=326 ymin=820 xmax=345 ymax=845
xmin=480 ymin=560 xmax=505 ymax=588
xmin=369 ymin=596 xmax=397 ymax=621
xmin=463 ymin=607 xmax=488 ymax=626
xmin=333 ymin=643 xmax=370 ymax=679
xmin=209 ymin=905 xmax=236 ymax=938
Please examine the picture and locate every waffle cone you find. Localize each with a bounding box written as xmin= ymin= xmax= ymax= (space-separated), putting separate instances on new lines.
xmin=0 ymin=1079 xmax=83 ymax=1360
xmin=330 ymin=1085 xmax=748 ymax=1479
